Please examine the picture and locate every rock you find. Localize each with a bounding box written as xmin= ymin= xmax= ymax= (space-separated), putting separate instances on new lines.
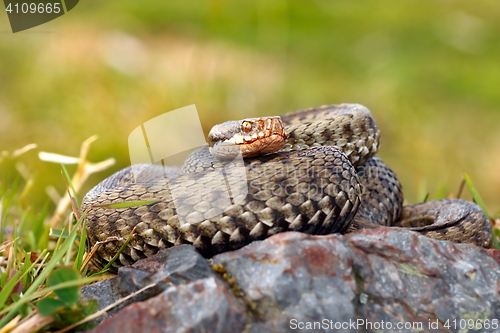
xmin=84 ymin=229 xmax=500 ymax=333
xmin=116 ymin=244 xmax=216 ymax=293
xmin=89 ymin=277 xmax=248 ymax=333
xmin=81 ymin=245 xmax=217 ymax=321
xmin=80 ymin=278 xmax=122 ymax=322
xmin=214 ymin=229 xmax=500 ymax=332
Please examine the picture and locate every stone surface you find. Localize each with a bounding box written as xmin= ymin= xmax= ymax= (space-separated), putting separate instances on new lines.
xmin=83 ymin=229 xmax=500 ymax=333
xmin=90 ymin=277 xmax=248 ymax=333
xmin=81 ymin=245 xmax=216 ymax=321
xmin=214 ymin=228 xmax=500 ymax=332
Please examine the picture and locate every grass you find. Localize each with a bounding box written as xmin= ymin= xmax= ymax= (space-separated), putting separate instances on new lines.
xmin=0 ymin=138 xmax=499 ymax=331
xmin=0 ymin=142 xmax=113 ymax=332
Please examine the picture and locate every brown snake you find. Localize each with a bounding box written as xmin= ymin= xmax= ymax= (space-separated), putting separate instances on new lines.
xmin=82 ymin=104 xmax=492 ymax=271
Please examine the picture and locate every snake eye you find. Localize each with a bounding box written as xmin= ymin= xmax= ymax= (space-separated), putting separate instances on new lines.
xmin=241 ymin=121 xmax=252 ymax=133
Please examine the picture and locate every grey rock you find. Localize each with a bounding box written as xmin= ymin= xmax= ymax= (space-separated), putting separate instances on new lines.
xmin=89 ymin=277 xmax=249 ymax=333
xmin=80 ymin=278 xmax=122 ymax=317
xmin=81 ymin=244 xmax=217 ymax=321
xmin=117 ymin=244 xmax=215 ymax=293
xmin=214 ymin=229 xmax=500 ymax=332
xmin=83 ymin=229 xmax=500 ymax=333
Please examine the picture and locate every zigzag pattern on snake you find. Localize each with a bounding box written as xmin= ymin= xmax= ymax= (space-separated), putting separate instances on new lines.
xmin=82 ymin=104 xmax=492 ymax=271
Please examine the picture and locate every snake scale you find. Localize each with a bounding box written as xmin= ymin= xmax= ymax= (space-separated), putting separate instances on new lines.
xmin=82 ymin=104 xmax=492 ymax=271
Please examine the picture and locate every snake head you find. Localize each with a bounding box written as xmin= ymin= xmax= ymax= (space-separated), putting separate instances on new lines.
xmin=208 ymin=116 xmax=287 ymax=160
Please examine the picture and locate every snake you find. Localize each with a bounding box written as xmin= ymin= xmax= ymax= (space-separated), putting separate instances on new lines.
xmin=82 ymin=104 xmax=493 ymax=271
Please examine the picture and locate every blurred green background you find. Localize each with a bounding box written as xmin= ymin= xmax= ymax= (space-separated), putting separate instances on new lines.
xmin=1 ymin=0 xmax=499 ymax=214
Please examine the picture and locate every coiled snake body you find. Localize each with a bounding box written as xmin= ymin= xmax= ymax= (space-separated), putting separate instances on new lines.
xmin=83 ymin=104 xmax=492 ymax=270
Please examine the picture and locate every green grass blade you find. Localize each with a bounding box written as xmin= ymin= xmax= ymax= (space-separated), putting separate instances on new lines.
xmin=38 ymin=223 xmax=51 ymax=250
xmin=99 ymin=234 xmax=134 ymax=273
xmin=50 ymin=229 xmax=71 ymax=239
xmin=0 ymin=219 xmax=81 ymax=326
xmin=32 ymin=250 xmax=50 ymax=277
xmin=0 ymin=271 xmax=22 ymax=311
xmin=61 ymin=164 xmax=79 ymax=209
xmin=463 ymin=173 xmax=490 ymax=220
xmin=74 ymin=219 xmax=87 ymax=271
xmin=463 ymin=173 xmax=499 ymax=249
xmin=0 ymin=276 xmax=100 ymax=317
xmin=0 ymin=198 xmax=4 ymax=244
xmin=90 ymin=227 xmax=136 ymax=277
xmin=434 ymin=183 xmax=448 ymax=200
xmin=21 ymin=251 xmax=32 ymax=287
xmin=64 ymin=216 xmax=78 ymax=266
